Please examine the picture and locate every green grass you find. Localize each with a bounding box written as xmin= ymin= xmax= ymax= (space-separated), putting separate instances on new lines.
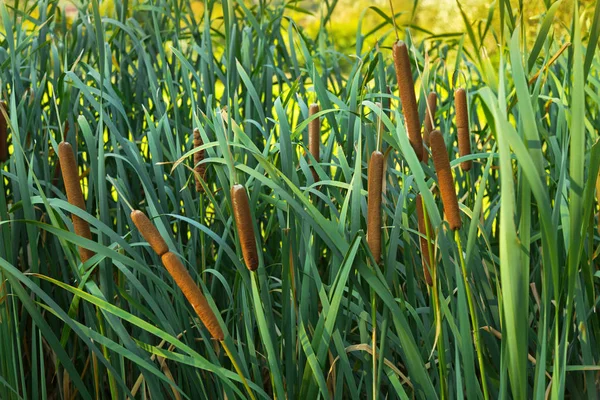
xmin=1 ymin=0 xmax=600 ymax=398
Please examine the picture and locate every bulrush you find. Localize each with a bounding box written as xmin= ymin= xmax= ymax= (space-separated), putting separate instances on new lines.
xmin=130 ymin=210 xmax=224 ymax=340
xmin=422 ymin=92 xmax=437 ymax=164
xmin=58 ymin=141 xmax=95 ymax=262
xmin=193 ymin=128 xmax=206 ymax=192
xmin=367 ymin=151 xmax=384 ymax=263
xmin=392 ymin=41 xmax=423 ymax=161
xmin=231 ymin=184 xmax=259 ymax=271
xmin=430 ymin=130 xmax=462 ymax=230
xmin=416 ymin=195 xmax=434 ymax=286
xmin=455 ymin=88 xmax=472 ymax=171
xmin=0 ymin=101 xmax=8 ymax=162
xmin=161 ymin=252 xmax=224 ymax=340
xmin=308 ymin=103 xmax=320 ymax=182
xmin=130 ymin=210 xmax=169 ymax=256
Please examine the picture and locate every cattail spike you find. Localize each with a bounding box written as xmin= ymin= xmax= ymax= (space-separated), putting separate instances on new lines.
xmin=231 ymin=184 xmax=259 ymax=271
xmin=367 ymin=151 xmax=384 ymax=263
xmin=308 ymin=103 xmax=320 ymax=182
xmin=193 ymin=128 xmax=206 ymax=192
xmin=58 ymin=141 xmax=95 ymax=262
xmin=422 ymin=92 xmax=437 ymax=164
xmin=416 ymin=195 xmax=434 ymax=286
xmin=430 ymin=130 xmax=462 ymax=230
xmin=130 ymin=210 xmax=169 ymax=257
xmin=161 ymin=252 xmax=224 ymax=340
xmin=392 ymin=41 xmax=423 ymax=161
xmin=455 ymin=88 xmax=472 ymax=171
xmin=0 ymin=101 xmax=8 ymax=162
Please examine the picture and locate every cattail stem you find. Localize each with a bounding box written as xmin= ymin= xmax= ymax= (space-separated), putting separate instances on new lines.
xmin=430 ymin=130 xmax=462 ymax=230
xmin=416 ymin=195 xmax=434 ymax=286
xmin=58 ymin=141 xmax=95 ymax=262
xmin=455 ymin=232 xmax=489 ymax=400
xmin=0 ymin=101 xmax=8 ymax=163
xmin=221 ymin=341 xmax=257 ymax=400
xmin=455 ymin=88 xmax=472 ymax=171
xmin=308 ymin=103 xmax=320 ymax=182
xmin=367 ymin=151 xmax=384 ymax=263
xmin=393 ymin=41 xmax=423 ymax=161
xmin=422 ymin=92 xmax=437 ymax=164
xmin=231 ymin=184 xmax=259 ymax=271
xmin=193 ymin=128 xmax=206 ymax=192
xmin=161 ymin=252 xmax=224 ymax=340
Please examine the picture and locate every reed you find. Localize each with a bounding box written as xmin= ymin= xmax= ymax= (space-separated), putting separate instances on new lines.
xmin=367 ymin=151 xmax=384 ymax=263
xmin=160 ymin=252 xmax=224 ymax=340
xmin=130 ymin=210 xmax=169 ymax=257
xmin=416 ymin=195 xmax=434 ymax=286
xmin=58 ymin=141 xmax=95 ymax=262
xmin=392 ymin=41 xmax=422 ymax=161
xmin=231 ymin=184 xmax=259 ymax=271
xmin=308 ymin=103 xmax=320 ymax=181
xmin=422 ymin=92 xmax=437 ymax=164
xmin=430 ymin=130 xmax=462 ymax=230
xmin=193 ymin=128 xmax=206 ymax=192
xmin=455 ymin=88 xmax=472 ymax=171
xmin=0 ymin=101 xmax=7 ymax=162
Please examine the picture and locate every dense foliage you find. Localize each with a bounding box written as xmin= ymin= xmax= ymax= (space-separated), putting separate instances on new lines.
xmin=0 ymin=0 xmax=599 ymax=399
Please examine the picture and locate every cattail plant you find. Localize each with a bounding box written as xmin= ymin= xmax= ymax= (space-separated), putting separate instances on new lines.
xmin=230 ymin=184 xmax=259 ymax=271
xmin=193 ymin=128 xmax=206 ymax=192
xmin=455 ymin=88 xmax=472 ymax=171
xmin=0 ymin=101 xmax=8 ymax=162
xmin=130 ymin=210 xmax=224 ymax=340
xmin=58 ymin=141 xmax=95 ymax=262
xmin=422 ymin=92 xmax=437 ymax=164
xmin=308 ymin=103 xmax=320 ymax=182
xmin=392 ymin=41 xmax=423 ymax=161
xmin=367 ymin=151 xmax=384 ymax=263
xmin=416 ymin=195 xmax=434 ymax=286
xmin=430 ymin=130 xmax=462 ymax=230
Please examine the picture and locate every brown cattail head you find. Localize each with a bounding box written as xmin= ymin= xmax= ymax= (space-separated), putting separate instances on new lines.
xmin=130 ymin=210 xmax=169 ymax=257
xmin=308 ymin=103 xmax=320 ymax=181
xmin=193 ymin=128 xmax=206 ymax=192
xmin=416 ymin=195 xmax=434 ymax=286
xmin=58 ymin=141 xmax=95 ymax=262
xmin=455 ymin=88 xmax=472 ymax=171
xmin=422 ymin=92 xmax=437 ymax=164
xmin=367 ymin=151 xmax=384 ymax=263
xmin=161 ymin=252 xmax=224 ymax=340
xmin=392 ymin=41 xmax=423 ymax=161
xmin=230 ymin=184 xmax=259 ymax=271
xmin=430 ymin=130 xmax=462 ymax=230
xmin=0 ymin=101 xmax=8 ymax=162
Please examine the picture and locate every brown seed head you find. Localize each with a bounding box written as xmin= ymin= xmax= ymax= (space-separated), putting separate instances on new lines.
xmin=0 ymin=101 xmax=8 ymax=162
xmin=367 ymin=151 xmax=384 ymax=263
xmin=455 ymin=88 xmax=471 ymax=171
xmin=392 ymin=41 xmax=422 ymax=161
xmin=430 ymin=130 xmax=461 ymax=230
xmin=58 ymin=141 xmax=95 ymax=262
xmin=161 ymin=252 xmax=224 ymax=340
xmin=231 ymin=184 xmax=259 ymax=271
xmin=422 ymin=92 xmax=437 ymax=164
xmin=416 ymin=195 xmax=434 ymax=286
xmin=308 ymin=103 xmax=320 ymax=181
xmin=130 ymin=210 xmax=169 ymax=257
xmin=193 ymin=128 xmax=206 ymax=192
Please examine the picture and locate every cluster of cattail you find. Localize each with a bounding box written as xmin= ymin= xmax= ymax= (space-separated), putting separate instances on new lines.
xmin=308 ymin=103 xmax=320 ymax=182
xmin=131 ymin=210 xmax=224 ymax=340
xmin=58 ymin=141 xmax=96 ymax=262
xmin=455 ymin=88 xmax=471 ymax=171
xmin=422 ymin=93 xmax=437 ymax=164
xmin=430 ymin=130 xmax=462 ymax=231
xmin=0 ymin=101 xmax=8 ymax=163
xmin=367 ymin=151 xmax=384 ymax=264
xmin=416 ymin=195 xmax=434 ymax=286
xmin=230 ymin=184 xmax=259 ymax=271
xmin=193 ymin=128 xmax=206 ymax=192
